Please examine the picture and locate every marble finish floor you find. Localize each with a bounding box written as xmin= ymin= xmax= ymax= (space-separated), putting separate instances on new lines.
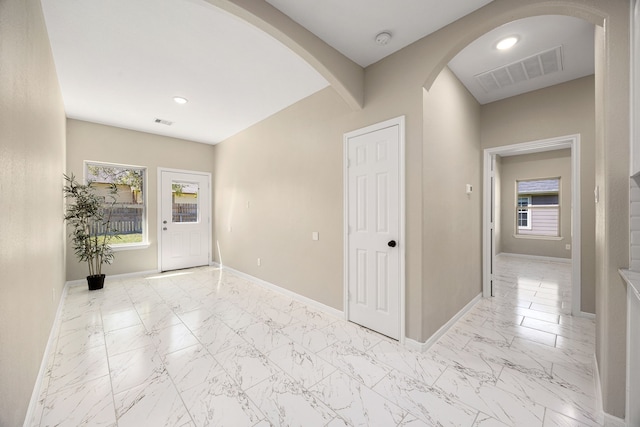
xmin=30 ymin=255 xmax=600 ymax=426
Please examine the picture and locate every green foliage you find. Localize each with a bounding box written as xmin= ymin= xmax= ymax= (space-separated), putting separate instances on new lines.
xmin=63 ymin=173 xmax=121 ymax=277
xmin=87 ymin=165 xmax=143 ymax=191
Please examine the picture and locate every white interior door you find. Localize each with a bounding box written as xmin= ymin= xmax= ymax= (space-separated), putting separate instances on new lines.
xmin=345 ymin=120 xmax=403 ymax=340
xmin=160 ymin=170 xmax=210 ymax=271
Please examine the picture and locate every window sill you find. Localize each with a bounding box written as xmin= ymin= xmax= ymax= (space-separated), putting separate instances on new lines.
xmin=111 ymin=242 xmax=151 ymax=252
xmin=512 ymin=234 xmax=563 ymax=241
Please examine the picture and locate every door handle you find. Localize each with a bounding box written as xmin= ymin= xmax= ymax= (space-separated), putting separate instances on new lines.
xmin=163 ymin=227 xmax=167 ymax=231
xmin=388 ymin=240 xmax=397 ymax=248
xmin=163 ymin=220 xmax=167 ymax=224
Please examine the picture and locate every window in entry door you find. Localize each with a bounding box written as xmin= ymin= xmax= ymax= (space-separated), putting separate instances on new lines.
xmin=171 ymin=181 xmax=199 ymax=223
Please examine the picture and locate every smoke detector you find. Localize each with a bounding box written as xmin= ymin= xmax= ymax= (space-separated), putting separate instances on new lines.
xmin=375 ymin=32 xmax=392 ymax=46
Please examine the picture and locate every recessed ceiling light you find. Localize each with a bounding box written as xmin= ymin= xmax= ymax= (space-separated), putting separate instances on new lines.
xmin=173 ymin=96 xmax=188 ymax=105
xmin=496 ymin=36 xmax=519 ymax=50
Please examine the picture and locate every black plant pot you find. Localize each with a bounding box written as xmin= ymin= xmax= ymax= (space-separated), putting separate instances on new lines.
xmin=87 ymin=274 xmax=105 ymax=291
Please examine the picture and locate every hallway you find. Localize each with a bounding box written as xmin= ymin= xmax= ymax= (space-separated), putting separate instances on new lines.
xmin=30 ymin=255 xmax=599 ymax=426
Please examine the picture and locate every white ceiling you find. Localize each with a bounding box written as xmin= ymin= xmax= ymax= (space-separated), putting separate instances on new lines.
xmin=265 ymin=0 xmax=494 ymax=68
xmin=41 ymin=0 xmax=329 ymax=144
xmin=41 ymin=0 xmax=595 ymax=145
xmin=448 ymin=15 xmax=595 ymax=104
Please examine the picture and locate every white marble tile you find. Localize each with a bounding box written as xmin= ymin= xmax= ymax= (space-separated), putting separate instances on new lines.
xmin=55 ymin=323 xmax=105 ymax=357
xmin=246 ymin=371 xmax=337 ymax=427
xmin=434 ymin=367 xmax=545 ymax=426
xmin=101 ymin=308 xmax=141 ymax=332
xmin=114 ymin=373 xmax=192 ymax=427
xmin=104 ymin=324 xmax=154 ymax=357
xmin=473 ymin=412 xmax=511 ymax=427
xmin=251 ymin=304 xmax=299 ymax=329
xmin=510 ymin=337 xmax=593 ymax=368
xmin=373 ymin=369 xmax=478 ymax=426
xmin=317 ymin=342 xmax=392 ymax=388
xmin=178 ymin=307 xmax=218 ymax=331
xmin=138 ymin=305 xmax=182 ymax=332
xmin=462 ymin=338 xmax=552 ymax=377
xmin=215 ymin=342 xmax=281 ymax=389
xmin=428 ymin=340 xmax=502 ymax=385
xmin=238 ymin=321 xmax=295 ymax=353
xmin=32 ymin=260 xmax=599 ymax=427
xmin=180 ymin=372 xmax=264 ymax=426
xmin=322 ymin=321 xmax=384 ymax=351
xmin=482 ymin=318 xmax=558 ymax=347
xmin=217 ymin=305 xmax=258 ymax=331
xmin=109 ymin=344 xmax=165 ymax=394
xmin=309 ymin=370 xmax=407 ymax=427
xmin=497 ymin=366 xmax=600 ymax=426
xmin=151 ymin=322 xmax=200 ymax=356
xmin=521 ymin=317 xmax=594 ymax=345
xmin=40 ymin=374 xmax=115 ymax=427
xmin=370 ymin=339 xmax=445 ymax=386
xmin=267 ymin=342 xmax=336 ymax=388
xmin=280 ymin=322 xmax=337 ymax=353
xmin=47 ymin=344 xmax=110 ymax=395
xmin=290 ymin=305 xmax=339 ymax=329
xmin=163 ymin=344 xmax=224 ymax=392
xmin=543 ymin=408 xmax=602 ymax=427
xmin=191 ymin=317 xmax=246 ymax=355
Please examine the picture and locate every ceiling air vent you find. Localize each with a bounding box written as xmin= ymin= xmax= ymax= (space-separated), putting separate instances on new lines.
xmin=475 ymin=46 xmax=564 ymax=93
xmin=154 ymin=118 xmax=173 ymax=126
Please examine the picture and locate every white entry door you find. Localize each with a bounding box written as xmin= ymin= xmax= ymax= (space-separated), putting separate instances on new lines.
xmin=345 ymin=118 xmax=403 ymax=340
xmin=160 ymin=170 xmax=210 ymax=271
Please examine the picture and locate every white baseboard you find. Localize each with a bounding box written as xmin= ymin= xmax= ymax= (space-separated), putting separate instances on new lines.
xmin=603 ymin=413 xmax=626 ymax=427
xmin=497 ymin=252 xmax=571 ymax=264
xmin=217 ymin=264 xmax=344 ymax=320
xmin=65 ymin=269 xmax=160 ymax=287
xmin=594 ymin=354 xmax=605 ymax=425
xmin=593 ymin=354 xmax=627 ymax=426
xmin=23 ymin=281 xmax=70 ymax=427
xmin=404 ymin=293 xmax=482 ymax=353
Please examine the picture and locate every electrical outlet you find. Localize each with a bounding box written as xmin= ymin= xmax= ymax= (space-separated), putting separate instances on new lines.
xmin=257 ymin=258 xmax=261 ymax=266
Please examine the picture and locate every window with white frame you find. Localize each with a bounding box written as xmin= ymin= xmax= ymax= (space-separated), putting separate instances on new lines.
xmin=85 ymin=162 xmax=146 ymax=246
xmin=517 ymin=196 xmax=531 ymax=229
xmin=516 ymin=178 xmax=560 ymax=237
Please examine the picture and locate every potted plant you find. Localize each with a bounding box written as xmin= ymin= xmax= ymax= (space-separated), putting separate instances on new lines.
xmin=63 ymin=173 xmax=120 ymax=290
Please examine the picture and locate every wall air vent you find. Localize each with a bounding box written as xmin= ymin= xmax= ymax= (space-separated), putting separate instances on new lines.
xmin=154 ymin=118 xmax=173 ymax=126
xmin=475 ymin=46 xmax=564 ymax=93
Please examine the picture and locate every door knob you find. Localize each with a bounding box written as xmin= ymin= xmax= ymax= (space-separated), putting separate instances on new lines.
xmin=388 ymin=240 xmax=397 ymax=248
xmin=163 ymin=220 xmax=167 ymax=224
xmin=163 ymin=227 xmax=167 ymax=231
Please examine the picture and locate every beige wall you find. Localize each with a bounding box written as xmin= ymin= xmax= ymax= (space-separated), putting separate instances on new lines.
xmin=498 ymin=150 xmax=572 ymax=259
xmin=66 ymin=119 xmax=215 ymax=281
xmin=0 ymin=0 xmax=66 ymax=425
xmin=422 ymin=68 xmax=482 ymax=339
xmin=0 ymin=0 xmax=626 ymax=422
xmin=213 ymin=0 xmax=629 ymax=417
xmin=481 ymin=76 xmax=596 ymax=314
xmin=213 ymin=88 xmax=349 ymax=309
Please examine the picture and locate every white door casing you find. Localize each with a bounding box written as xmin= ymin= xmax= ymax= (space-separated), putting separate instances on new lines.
xmin=482 ymin=135 xmax=581 ymax=315
xmin=159 ymin=169 xmax=211 ymax=272
xmin=344 ymin=116 xmax=405 ymax=341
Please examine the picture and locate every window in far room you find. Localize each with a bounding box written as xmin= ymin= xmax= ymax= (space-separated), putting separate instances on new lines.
xmin=515 ymin=178 xmax=560 ymax=237
xmin=85 ymin=161 xmax=147 ymax=247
